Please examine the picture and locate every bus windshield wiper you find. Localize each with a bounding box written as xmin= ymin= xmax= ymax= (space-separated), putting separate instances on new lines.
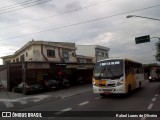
xmin=107 ymin=67 xmax=115 ymax=77
xmin=98 ymin=65 xmax=107 ymax=78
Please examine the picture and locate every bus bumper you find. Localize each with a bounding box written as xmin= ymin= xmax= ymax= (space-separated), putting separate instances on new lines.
xmin=93 ymin=85 xmax=126 ymax=94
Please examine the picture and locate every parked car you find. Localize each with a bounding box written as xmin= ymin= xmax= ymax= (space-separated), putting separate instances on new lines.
xmin=0 ymin=80 xmax=7 ymax=90
xmin=61 ymin=79 xmax=70 ymax=89
xmin=13 ymin=81 xmax=43 ymax=95
xmin=0 ymin=85 xmax=4 ymax=91
xmin=76 ymin=77 xmax=84 ymax=85
xmin=43 ymin=79 xmax=59 ymax=90
xmin=44 ymin=79 xmax=70 ymax=90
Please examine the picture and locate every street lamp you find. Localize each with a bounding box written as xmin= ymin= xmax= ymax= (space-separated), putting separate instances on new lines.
xmin=126 ymin=15 xmax=160 ymax=21
xmin=126 ymin=15 xmax=160 ymax=62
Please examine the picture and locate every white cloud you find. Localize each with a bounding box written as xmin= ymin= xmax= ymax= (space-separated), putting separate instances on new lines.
xmin=0 ymin=0 xmax=160 ymax=65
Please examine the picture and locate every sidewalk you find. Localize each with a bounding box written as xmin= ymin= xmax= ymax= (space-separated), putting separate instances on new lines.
xmin=0 ymin=84 xmax=92 ymax=99
xmin=0 ymin=91 xmax=25 ymax=99
xmin=43 ymin=84 xmax=93 ymax=98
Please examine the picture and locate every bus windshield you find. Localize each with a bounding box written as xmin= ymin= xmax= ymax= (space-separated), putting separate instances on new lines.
xmin=93 ymin=59 xmax=123 ymax=79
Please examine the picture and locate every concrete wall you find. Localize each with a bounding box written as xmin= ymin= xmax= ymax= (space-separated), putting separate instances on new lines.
xmin=13 ymin=46 xmax=33 ymax=62
xmin=76 ymin=45 xmax=96 ymax=57
xmin=32 ymin=45 xmax=43 ymax=61
xmin=76 ymin=45 xmax=109 ymax=63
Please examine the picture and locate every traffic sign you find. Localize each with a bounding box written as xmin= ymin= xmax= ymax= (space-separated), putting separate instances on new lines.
xmin=135 ymin=35 xmax=150 ymax=44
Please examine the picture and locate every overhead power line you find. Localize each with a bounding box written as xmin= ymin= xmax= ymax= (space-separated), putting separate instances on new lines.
xmin=0 ymin=0 xmax=112 ymax=30
xmin=1 ymin=3 xmax=160 ymax=41
xmin=0 ymin=0 xmax=52 ymax=14
xmin=0 ymin=0 xmax=38 ymax=10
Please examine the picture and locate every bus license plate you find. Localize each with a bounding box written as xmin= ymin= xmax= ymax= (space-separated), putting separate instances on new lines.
xmin=103 ymin=89 xmax=112 ymax=92
xmin=107 ymin=81 xmax=115 ymax=84
xmin=104 ymin=91 xmax=111 ymax=94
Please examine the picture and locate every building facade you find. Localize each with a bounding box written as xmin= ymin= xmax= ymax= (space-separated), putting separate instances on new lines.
xmin=76 ymin=55 xmax=94 ymax=63
xmin=1 ymin=41 xmax=78 ymax=64
xmin=76 ymin=45 xmax=110 ymax=63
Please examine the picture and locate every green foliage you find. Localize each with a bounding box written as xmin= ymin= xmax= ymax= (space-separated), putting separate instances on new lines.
xmin=155 ymin=40 xmax=160 ymax=61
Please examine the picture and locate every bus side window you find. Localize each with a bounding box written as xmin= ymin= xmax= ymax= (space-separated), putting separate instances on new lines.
xmin=129 ymin=64 xmax=134 ymax=74
xmin=134 ymin=68 xmax=137 ymax=74
xmin=125 ymin=65 xmax=129 ymax=75
xmin=131 ymin=68 xmax=134 ymax=74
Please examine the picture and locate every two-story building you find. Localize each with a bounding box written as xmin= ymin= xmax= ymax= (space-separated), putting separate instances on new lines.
xmin=76 ymin=45 xmax=110 ymax=63
xmin=1 ymin=40 xmax=78 ymax=64
xmin=0 ymin=40 xmax=110 ymax=91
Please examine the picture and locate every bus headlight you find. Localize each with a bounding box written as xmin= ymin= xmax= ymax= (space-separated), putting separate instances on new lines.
xmin=93 ymin=80 xmax=96 ymax=85
xmin=149 ymin=76 xmax=152 ymax=79
xmin=93 ymin=81 xmax=96 ymax=85
xmin=117 ymin=79 xmax=124 ymax=85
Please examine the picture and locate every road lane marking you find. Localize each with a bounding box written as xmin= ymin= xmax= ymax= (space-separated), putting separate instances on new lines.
xmin=155 ymin=94 xmax=158 ymax=97
xmin=3 ymin=101 xmax=14 ymax=108
xmin=32 ymin=95 xmax=51 ymax=102
xmin=48 ymin=117 xmax=55 ymax=119
xmin=152 ymin=98 xmax=156 ymax=102
xmin=19 ymin=100 xmax=27 ymax=105
xmin=33 ymin=100 xmax=40 ymax=102
xmin=55 ymin=108 xmax=72 ymax=115
xmin=141 ymin=117 xmax=146 ymax=120
xmin=94 ymin=97 xmax=101 ymax=100
xmin=78 ymin=101 xmax=89 ymax=106
xmin=147 ymin=103 xmax=153 ymax=110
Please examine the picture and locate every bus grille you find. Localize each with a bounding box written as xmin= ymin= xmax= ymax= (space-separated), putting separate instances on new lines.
xmin=99 ymin=84 xmax=106 ymax=86
xmin=107 ymin=84 xmax=115 ymax=87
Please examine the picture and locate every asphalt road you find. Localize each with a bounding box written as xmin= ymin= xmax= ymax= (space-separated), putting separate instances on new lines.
xmin=0 ymin=80 xmax=160 ymax=120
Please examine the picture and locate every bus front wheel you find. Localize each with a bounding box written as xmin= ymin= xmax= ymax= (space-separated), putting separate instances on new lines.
xmin=139 ymin=82 xmax=142 ymax=88
xmin=128 ymin=85 xmax=131 ymax=94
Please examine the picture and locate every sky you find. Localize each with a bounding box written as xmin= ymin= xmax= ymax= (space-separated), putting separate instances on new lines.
xmin=0 ymin=0 xmax=160 ymax=65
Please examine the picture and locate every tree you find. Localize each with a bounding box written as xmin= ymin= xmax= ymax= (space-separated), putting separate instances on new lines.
xmin=155 ymin=40 xmax=160 ymax=61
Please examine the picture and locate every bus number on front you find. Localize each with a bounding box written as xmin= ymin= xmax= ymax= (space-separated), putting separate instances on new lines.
xmin=100 ymin=61 xmax=120 ymax=66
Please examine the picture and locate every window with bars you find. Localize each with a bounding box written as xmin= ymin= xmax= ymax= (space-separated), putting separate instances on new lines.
xmin=47 ymin=49 xmax=55 ymax=58
xmin=63 ymin=51 xmax=69 ymax=59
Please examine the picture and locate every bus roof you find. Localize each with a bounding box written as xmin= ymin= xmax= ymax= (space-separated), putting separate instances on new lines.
xmin=97 ymin=58 xmax=142 ymax=64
